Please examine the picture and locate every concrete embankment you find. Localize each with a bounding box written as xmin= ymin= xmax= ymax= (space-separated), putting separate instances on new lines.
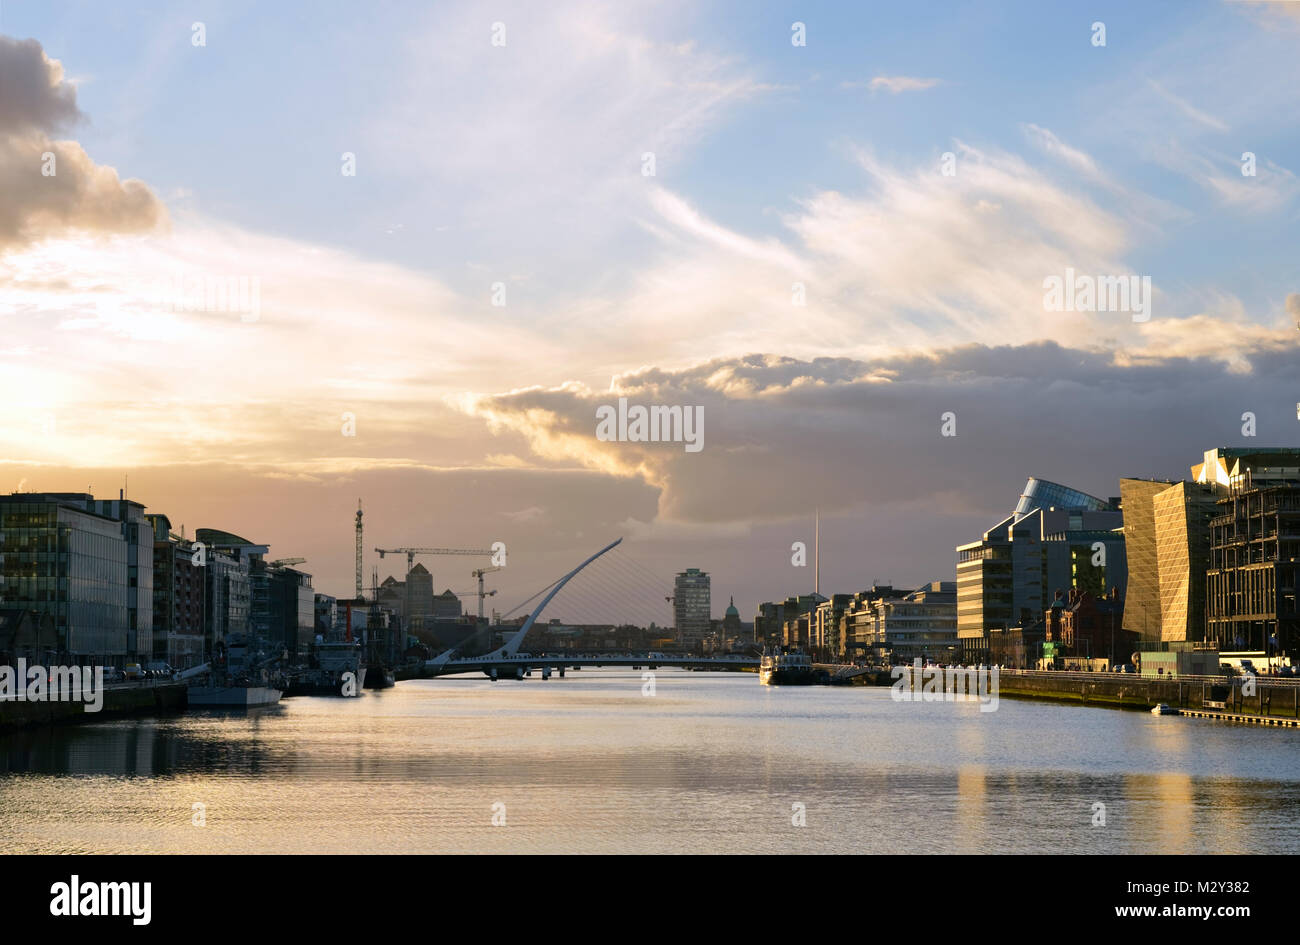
xmin=872 ymin=667 xmax=1300 ymax=722
xmin=991 ymin=671 xmax=1300 ymax=718
xmin=0 ymin=683 xmax=187 ymax=733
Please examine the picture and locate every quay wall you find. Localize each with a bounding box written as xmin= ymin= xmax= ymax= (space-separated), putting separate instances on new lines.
xmin=882 ymin=668 xmax=1300 ymax=717
xmin=0 ymin=683 xmax=187 ymax=733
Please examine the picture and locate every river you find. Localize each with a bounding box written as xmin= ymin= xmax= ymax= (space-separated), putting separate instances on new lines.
xmin=2 ymin=668 xmax=1297 ymax=854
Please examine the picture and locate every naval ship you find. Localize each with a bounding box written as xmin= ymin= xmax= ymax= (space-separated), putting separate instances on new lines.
xmin=285 ymin=638 xmax=367 ymax=697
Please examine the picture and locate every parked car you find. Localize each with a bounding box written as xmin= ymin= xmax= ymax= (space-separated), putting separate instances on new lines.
xmin=123 ymin=662 xmax=144 ymax=680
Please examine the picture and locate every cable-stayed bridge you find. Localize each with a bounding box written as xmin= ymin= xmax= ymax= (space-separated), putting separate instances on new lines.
xmin=421 ymin=538 xmax=758 ymax=679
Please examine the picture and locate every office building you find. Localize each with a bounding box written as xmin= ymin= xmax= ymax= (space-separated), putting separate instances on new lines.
xmin=1201 ymin=452 xmax=1300 ymax=657
xmin=845 ymin=586 xmax=913 ymax=657
xmin=812 ymin=593 xmax=852 ymax=659
xmin=147 ymin=513 xmax=205 ymax=668
xmin=956 ymin=479 xmax=1124 ymax=661
xmin=196 ymin=528 xmax=259 ymax=655
xmin=862 ymin=582 xmax=957 ymax=663
xmin=405 ymin=563 xmax=434 ymax=629
xmin=0 ymin=492 xmax=153 ymax=663
xmin=1153 ymin=481 xmax=1217 ymax=643
xmin=673 ymin=568 xmax=711 ymax=646
xmin=1117 ymin=478 xmax=1171 ymax=643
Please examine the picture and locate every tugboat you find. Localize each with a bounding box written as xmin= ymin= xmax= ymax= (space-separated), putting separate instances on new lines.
xmin=759 ymin=647 xmax=824 ymax=685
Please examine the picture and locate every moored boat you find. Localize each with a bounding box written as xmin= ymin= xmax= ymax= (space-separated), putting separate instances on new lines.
xmin=759 ymin=648 xmax=823 ymax=685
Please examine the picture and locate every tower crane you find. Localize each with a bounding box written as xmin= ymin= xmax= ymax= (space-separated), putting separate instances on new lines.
xmin=373 ymin=546 xmax=494 ymax=591
xmin=268 ymin=557 xmax=306 ymax=569
xmin=464 ymin=564 xmax=503 ymax=620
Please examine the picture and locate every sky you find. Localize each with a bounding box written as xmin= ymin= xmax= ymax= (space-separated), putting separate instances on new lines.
xmin=1 ymin=0 xmax=1298 ymax=625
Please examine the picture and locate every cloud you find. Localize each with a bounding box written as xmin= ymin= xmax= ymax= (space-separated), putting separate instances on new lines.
xmin=1021 ymin=123 xmax=1103 ymax=181
xmin=1147 ymin=139 xmax=1300 ymax=211
xmin=843 ymin=75 xmax=942 ymax=94
xmin=0 ymin=35 xmax=165 ymax=251
xmin=0 ymin=36 xmax=80 ymax=132
xmin=369 ymin=1 xmax=774 ymax=268
xmin=1146 ymin=79 xmax=1230 ymax=133
xmin=462 ymin=337 xmax=1300 ymax=528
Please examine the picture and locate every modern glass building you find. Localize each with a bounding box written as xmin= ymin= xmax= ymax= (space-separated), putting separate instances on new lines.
xmin=1123 ymin=449 xmax=1300 ymax=654
xmin=0 ymin=493 xmax=152 ymax=662
xmin=1153 ymin=481 xmax=1216 ymax=644
xmin=1118 ymin=478 xmax=1171 ymax=643
xmin=957 ymin=480 xmax=1124 ymax=660
xmin=1015 ymin=478 xmax=1112 ymax=519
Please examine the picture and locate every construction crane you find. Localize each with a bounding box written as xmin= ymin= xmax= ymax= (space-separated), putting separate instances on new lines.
xmin=268 ymin=557 xmax=306 ymax=569
xmin=465 ymin=565 xmax=503 ymax=620
xmin=355 ymin=500 xmax=364 ymax=600
xmin=450 ymin=588 xmax=496 ymax=613
xmin=374 ymin=546 xmax=494 ymax=572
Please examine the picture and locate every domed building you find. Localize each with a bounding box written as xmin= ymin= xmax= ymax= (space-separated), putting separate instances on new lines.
xmin=723 ymin=596 xmax=742 ymax=635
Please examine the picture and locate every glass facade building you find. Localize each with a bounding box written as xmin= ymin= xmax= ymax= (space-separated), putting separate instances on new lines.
xmin=958 ymin=482 xmax=1124 ymax=660
xmin=1015 ymin=478 xmax=1112 ymax=519
xmin=0 ymin=493 xmax=152 ymax=661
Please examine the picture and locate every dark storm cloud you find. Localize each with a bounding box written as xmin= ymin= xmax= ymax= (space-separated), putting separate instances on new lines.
xmin=470 ymin=340 xmax=1300 ymax=526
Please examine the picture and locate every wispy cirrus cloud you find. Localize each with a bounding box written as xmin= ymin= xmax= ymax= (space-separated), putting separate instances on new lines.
xmin=1146 ymin=78 xmax=1230 ymax=133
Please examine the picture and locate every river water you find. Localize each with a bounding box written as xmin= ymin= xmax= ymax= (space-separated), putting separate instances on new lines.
xmin=1 ymin=668 xmax=1297 ymax=854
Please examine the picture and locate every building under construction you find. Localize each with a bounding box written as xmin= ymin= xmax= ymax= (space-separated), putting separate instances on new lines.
xmin=1206 ymin=463 xmax=1300 ymax=657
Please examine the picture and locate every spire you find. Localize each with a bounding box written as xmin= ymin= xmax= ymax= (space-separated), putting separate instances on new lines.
xmin=815 ymin=507 xmax=820 ymax=597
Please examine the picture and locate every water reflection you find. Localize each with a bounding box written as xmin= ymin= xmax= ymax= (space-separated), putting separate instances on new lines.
xmin=0 ymin=671 xmax=1297 ymax=854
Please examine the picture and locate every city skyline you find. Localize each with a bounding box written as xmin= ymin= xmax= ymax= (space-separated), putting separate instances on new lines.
xmin=2 ymin=2 xmax=1299 ymax=623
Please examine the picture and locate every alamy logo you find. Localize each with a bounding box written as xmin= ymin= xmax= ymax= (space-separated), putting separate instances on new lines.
xmin=1043 ymin=268 xmax=1151 ymax=322
xmin=890 ymin=659 xmax=999 ymax=713
xmin=0 ymin=662 xmax=103 ymax=712
xmin=595 ymin=397 xmax=703 ymax=453
xmin=50 ymin=875 xmax=151 ymax=925
xmin=145 ymin=273 xmax=261 ymax=322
